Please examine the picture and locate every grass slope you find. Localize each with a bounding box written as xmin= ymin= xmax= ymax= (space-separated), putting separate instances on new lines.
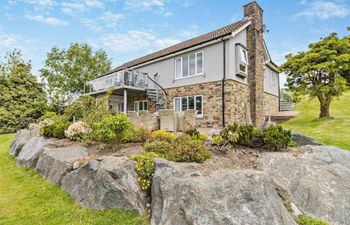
xmin=0 ymin=134 xmax=148 ymax=225
xmin=283 ymin=90 xmax=350 ymax=150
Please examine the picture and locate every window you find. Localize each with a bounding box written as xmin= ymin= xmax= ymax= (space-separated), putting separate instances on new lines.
xmin=175 ymin=51 xmax=204 ymax=79
xmin=134 ymin=100 xmax=148 ymax=112
xmin=235 ymin=45 xmax=249 ymax=77
xmin=173 ymin=95 xmax=203 ymax=116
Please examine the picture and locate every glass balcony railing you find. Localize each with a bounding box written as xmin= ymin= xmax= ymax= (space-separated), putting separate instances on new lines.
xmin=84 ymin=70 xmax=148 ymax=94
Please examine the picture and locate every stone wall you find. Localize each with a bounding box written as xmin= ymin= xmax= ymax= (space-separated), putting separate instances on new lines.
xmin=263 ymin=92 xmax=279 ymax=116
xmin=127 ymin=94 xmax=156 ymax=113
xmin=165 ymin=79 xmax=250 ymax=128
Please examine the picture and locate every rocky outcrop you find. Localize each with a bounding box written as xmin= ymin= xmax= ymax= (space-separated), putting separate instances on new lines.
xmin=9 ymin=128 xmax=39 ymax=156
xmin=16 ymin=137 xmax=52 ymax=168
xmin=61 ymin=156 xmax=147 ymax=214
xmin=257 ymin=145 xmax=350 ymax=225
xmin=35 ymin=145 xmax=88 ymax=185
xmin=291 ymin=131 xmax=323 ymax=146
xmin=151 ymin=158 xmax=297 ymax=225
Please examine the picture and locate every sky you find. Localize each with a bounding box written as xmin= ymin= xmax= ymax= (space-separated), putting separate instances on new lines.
xmin=0 ymin=0 xmax=349 ymax=85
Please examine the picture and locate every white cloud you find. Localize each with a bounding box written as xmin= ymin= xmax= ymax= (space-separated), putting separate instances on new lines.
xmin=100 ymin=12 xmax=123 ymax=27
xmin=80 ymin=18 xmax=102 ymax=31
xmin=23 ymin=0 xmax=54 ymax=7
xmin=102 ymin=30 xmax=180 ymax=53
xmin=294 ymin=0 xmax=350 ymax=20
xmin=61 ymin=0 xmax=105 ymax=15
xmin=26 ymin=15 xmax=68 ymax=26
xmin=0 ymin=32 xmax=33 ymax=52
xmin=84 ymin=0 xmax=105 ymax=8
xmin=124 ymin=0 xmax=165 ymax=10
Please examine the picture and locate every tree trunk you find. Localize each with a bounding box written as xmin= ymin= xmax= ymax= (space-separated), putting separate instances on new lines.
xmin=319 ymin=97 xmax=331 ymax=118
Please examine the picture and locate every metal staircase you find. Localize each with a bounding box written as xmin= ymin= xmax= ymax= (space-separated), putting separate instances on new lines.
xmin=146 ymin=73 xmax=168 ymax=110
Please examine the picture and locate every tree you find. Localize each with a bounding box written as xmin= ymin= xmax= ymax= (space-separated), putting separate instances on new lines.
xmin=0 ymin=50 xmax=47 ymax=133
xmin=281 ymin=30 xmax=350 ymax=118
xmin=40 ymin=43 xmax=112 ymax=112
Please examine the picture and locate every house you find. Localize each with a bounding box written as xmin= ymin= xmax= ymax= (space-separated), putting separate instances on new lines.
xmin=85 ymin=1 xmax=280 ymax=128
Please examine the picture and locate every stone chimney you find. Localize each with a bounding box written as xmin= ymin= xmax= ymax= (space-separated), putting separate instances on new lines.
xmin=243 ymin=1 xmax=265 ymax=127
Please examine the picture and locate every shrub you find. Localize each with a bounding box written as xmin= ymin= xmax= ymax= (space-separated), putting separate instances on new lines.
xmin=64 ymin=96 xmax=96 ymax=121
xmin=94 ymin=114 xmax=133 ymax=149
xmin=41 ymin=122 xmax=71 ymax=139
xmin=297 ymin=215 xmax=329 ymax=225
xmin=37 ymin=111 xmax=56 ymax=123
xmin=130 ymin=152 xmax=160 ymax=191
xmin=211 ymin=135 xmax=225 ymax=146
xmin=263 ymin=125 xmax=292 ymax=151
xmin=148 ymin=130 xmax=176 ymax=143
xmin=167 ymin=135 xmax=212 ymax=163
xmin=122 ymin=123 xmax=152 ymax=143
xmin=144 ymin=140 xmax=174 ymax=156
xmin=65 ymin=121 xmax=92 ymax=141
xmin=220 ymin=123 xmax=262 ymax=147
xmin=185 ymin=129 xmax=208 ymax=142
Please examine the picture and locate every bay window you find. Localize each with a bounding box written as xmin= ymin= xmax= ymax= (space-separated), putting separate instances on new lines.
xmin=175 ymin=51 xmax=203 ymax=79
xmin=174 ymin=95 xmax=203 ymax=116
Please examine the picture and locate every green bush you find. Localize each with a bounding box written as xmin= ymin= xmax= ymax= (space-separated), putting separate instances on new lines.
xmin=220 ymin=123 xmax=262 ymax=147
xmin=297 ymin=215 xmax=329 ymax=225
xmin=130 ymin=152 xmax=160 ymax=191
xmin=263 ymin=125 xmax=292 ymax=151
xmin=37 ymin=111 xmax=56 ymax=122
xmin=41 ymin=122 xmax=71 ymax=139
xmin=144 ymin=140 xmax=174 ymax=156
xmin=185 ymin=129 xmax=208 ymax=142
xmin=148 ymin=130 xmax=176 ymax=143
xmin=122 ymin=124 xmax=152 ymax=143
xmin=93 ymin=114 xmax=133 ymax=149
xmin=167 ymin=135 xmax=212 ymax=163
xmin=64 ymin=96 xmax=96 ymax=121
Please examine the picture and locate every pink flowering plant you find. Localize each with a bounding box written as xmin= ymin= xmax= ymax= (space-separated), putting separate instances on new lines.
xmin=65 ymin=121 xmax=92 ymax=141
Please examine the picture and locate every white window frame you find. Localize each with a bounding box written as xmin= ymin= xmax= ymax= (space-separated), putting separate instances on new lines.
xmin=174 ymin=51 xmax=204 ymax=80
xmin=134 ymin=100 xmax=148 ymax=112
xmin=235 ymin=44 xmax=249 ymax=78
xmin=173 ymin=95 xmax=203 ymax=117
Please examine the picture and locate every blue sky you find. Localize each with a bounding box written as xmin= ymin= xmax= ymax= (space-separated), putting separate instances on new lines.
xmin=0 ymin=0 xmax=349 ymax=84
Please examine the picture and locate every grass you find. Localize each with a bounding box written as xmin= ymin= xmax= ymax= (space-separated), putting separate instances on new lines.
xmin=0 ymin=134 xmax=148 ymax=225
xmin=282 ymin=90 xmax=350 ymax=150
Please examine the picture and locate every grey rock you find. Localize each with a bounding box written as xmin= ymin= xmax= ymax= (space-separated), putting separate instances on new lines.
xmin=35 ymin=145 xmax=88 ymax=185
xmin=151 ymin=158 xmax=296 ymax=225
xmin=10 ymin=129 xmax=38 ymax=156
xmin=61 ymin=156 xmax=147 ymax=214
xmin=16 ymin=137 xmax=52 ymax=168
xmin=257 ymin=145 xmax=350 ymax=225
xmin=291 ymin=131 xmax=324 ymax=146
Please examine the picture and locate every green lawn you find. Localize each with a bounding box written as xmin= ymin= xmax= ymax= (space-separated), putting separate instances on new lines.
xmin=0 ymin=134 xmax=148 ymax=225
xmin=282 ymin=90 xmax=350 ymax=150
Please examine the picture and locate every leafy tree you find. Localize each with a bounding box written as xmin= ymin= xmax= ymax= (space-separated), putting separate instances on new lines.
xmin=40 ymin=43 xmax=112 ymax=112
xmin=282 ymin=30 xmax=350 ymax=118
xmin=0 ymin=50 xmax=47 ymax=133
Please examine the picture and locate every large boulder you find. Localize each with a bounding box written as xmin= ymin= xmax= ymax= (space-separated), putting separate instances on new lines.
xmin=257 ymin=145 xmax=350 ymax=225
xmin=16 ymin=137 xmax=51 ymax=168
xmin=151 ymin=158 xmax=296 ymax=225
xmin=61 ymin=156 xmax=147 ymax=214
xmin=35 ymin=145 xmax=88 ymax=185
xmin=291 ymin=131 xmax=324 ymax=146
xmin=10 ymin=128 xmax=39 ymax=156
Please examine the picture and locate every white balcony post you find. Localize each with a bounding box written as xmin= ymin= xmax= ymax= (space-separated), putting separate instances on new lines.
xmin=123 ymin=89 xmax=127 ymax=114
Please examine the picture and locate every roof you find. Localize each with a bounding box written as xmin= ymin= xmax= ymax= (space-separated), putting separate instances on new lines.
xmin=100 ymin=19 xmax=251 ymax=78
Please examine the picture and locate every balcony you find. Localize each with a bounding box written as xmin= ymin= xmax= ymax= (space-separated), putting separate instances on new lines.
xmin=84 ymin=69 xmax=149 ymax=95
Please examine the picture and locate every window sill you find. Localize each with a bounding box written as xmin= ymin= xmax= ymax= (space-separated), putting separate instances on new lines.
xmin=174 ymin=73 xmax=205 ymax=81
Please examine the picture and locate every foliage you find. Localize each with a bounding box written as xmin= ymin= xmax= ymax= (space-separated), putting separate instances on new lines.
xmin=37 ymin=111 xmax=56 ymax=122
xmin=144 ymin=140 xmax=174 ymax=156
xmin=40 ymin=43 xmax=111 ymax=112
xmin=220 ymin=123 xmax=262 ymax=147
xmin=122 ymin=123 xmax=152 ymax=143
xmin=0 ymin=134 xmax=147 ymax=225
xmin=297 ymin=215 xmax=329 ymax=225
xmin=185 ymin=129 xmax=208 ymax=142
xmin=64 ymin=95 xmax=97 ymax=121
xmin=263 ymin=125 xmax=292 ymax=151
xmin=0 ymin=50 xmax=47 ymax=134
xmin=93 ymin=114 xmax=133 ymax=149
xmin=211 ymin=135 xmax=226 ymax=146
xmin=282 ymin=90 xmax=350 ymax=150
xmin=130 ymin=152 xmax=160 ymax=191
xmin=148 ymin=130 xmax=176 ymax=143
xmin=168 ymin=135 xmax=212 ymax=163
xmin=281 ymin=30 xmax=350 ymax=118
xmin=41 ymin=121 xmax=71 ymax=139
xmin=64 ymin=121 xmax=92 ymax=141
